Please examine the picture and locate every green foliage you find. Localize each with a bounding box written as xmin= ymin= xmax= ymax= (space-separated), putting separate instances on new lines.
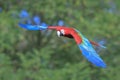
xmin=0 ymin=0 xmax=120 ymax=80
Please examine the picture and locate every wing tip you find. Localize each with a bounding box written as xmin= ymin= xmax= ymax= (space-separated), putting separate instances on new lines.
xmin=78 ymin=44 xmax=107 ymax=68
xmin=97 ymin=62 xmax=107 ymax=68
xmin=18 ymin=23 xmax=28 ymax=29
xmin=87 ymin=54 xmax=107 ymax=68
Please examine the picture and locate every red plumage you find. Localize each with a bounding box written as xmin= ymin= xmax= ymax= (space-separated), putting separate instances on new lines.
xmin=48 ymin=26 xmax=82 ymax=44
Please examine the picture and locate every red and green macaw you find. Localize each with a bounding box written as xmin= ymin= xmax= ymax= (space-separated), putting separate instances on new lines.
xmin=19 ymin=23 xmax=106 ymax=68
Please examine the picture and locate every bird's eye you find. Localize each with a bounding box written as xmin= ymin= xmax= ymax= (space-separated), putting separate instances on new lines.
xmin=57 ymin=31 xmax=61 ymax=37
xmin=61 ymin=29 xmax=65 ymax=34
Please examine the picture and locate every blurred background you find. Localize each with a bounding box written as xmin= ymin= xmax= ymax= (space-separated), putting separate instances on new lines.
xmin=0 ymin=0 xmax=120 ymax=80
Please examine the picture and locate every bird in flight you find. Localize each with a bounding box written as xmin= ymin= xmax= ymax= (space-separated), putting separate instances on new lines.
xmin=19 ymin=23 xmax=107 ymax=68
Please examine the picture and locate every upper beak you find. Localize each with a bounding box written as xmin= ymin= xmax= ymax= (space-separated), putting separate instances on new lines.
xmin=57 ymin=31 xmax=60 ymax=37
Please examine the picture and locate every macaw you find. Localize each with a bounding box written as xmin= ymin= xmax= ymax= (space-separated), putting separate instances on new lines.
xmin=19 ymin=23 xmax=106 ymax=68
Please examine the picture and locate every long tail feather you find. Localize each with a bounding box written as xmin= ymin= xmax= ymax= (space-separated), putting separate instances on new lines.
xmin=98 ymin=40 xmax=106 ymax=49
xmin=18 ymin=23 xmax=48 ymax=30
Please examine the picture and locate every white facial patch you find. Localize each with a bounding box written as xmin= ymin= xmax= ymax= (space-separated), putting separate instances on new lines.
xmin=57 ymin=31 xmax=60 ymax=37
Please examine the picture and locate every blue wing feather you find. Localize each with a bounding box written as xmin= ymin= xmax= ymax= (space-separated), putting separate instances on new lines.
xmin=18 ymin=23 xmax=48 ymax=30
xmin=78 ymin=37 xmax=106 ymax=68
xmin=75 ymin=29 xmax=106 ymax=68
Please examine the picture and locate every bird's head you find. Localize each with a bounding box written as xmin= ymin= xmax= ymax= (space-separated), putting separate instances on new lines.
xmin=57 ymin=29 xmax=65 ymax=37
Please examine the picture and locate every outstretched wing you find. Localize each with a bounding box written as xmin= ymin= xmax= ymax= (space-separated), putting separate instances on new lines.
xmin=18 ymin=23 xmax=48 ymax=30
xmin=71 ymin=29 xmax=106 ymax=68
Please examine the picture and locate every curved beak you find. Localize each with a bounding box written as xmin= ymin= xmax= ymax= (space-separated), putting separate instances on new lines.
xmin=57 ymin=31 xmax=61 ymax=37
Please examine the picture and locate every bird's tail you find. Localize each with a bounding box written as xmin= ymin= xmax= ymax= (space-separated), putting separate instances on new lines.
xmin=90 ymin=40 xmax=106 ymax=49
xmin=98 ymin=40 xmax=106 ymax=49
